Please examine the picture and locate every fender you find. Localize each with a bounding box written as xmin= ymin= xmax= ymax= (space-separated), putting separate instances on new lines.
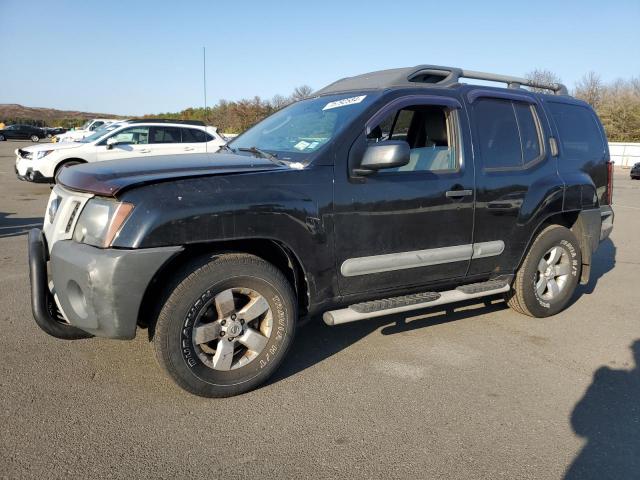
xmin=113 ymin=166 xmax=338 ymax=305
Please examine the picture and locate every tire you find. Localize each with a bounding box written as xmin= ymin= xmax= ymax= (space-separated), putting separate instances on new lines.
xmin=30 ymin=135 xmax=40 ymax=142
xmin=0 ymin=134 xmax=5 ymax=141
xmin=506 ymin=224 xmax=582 ymax=318
xmin=154 ymin=253 xmax=297 ymax=398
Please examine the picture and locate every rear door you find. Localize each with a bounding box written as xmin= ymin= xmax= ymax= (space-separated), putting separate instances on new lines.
xmin=181 ymin=127 xmax=209 ymax=154
xmin=333 ymin=95 xmax=476 ymax=296
xmin=466 ymin=91 xmax=561 ymax=276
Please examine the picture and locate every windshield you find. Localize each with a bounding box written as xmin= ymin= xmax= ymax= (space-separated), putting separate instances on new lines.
xmin=80 ymin=120 xmax=92 ymax=130
xmin=229 ymin=93 xmax=379 ymax=160
xmin=79 ymin=124 xmax=121 ymax=143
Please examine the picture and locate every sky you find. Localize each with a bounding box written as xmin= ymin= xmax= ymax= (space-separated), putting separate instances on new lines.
xmin=1 ymin=0 xmax=638 ymax=116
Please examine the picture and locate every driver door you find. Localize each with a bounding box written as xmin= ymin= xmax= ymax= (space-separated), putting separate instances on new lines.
xmin=97 ymin=126 xmax=152 ymax=162
xmin=333 ymin=96 xmax=476 ymax=296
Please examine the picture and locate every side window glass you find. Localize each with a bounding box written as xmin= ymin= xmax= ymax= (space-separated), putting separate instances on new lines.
xmin=90 ymin=121 xmax=104 ymax=131
xmin=548 ymin=103 xmax=604 ymax=160
xmin=367 ymin=105 xmax=458 ymax=172
xmin=514 ymin=103 xmax=542 ymax=164
xmin=151 ymin=127 xmax=181 ymax=144
xmin=182 ymin=128 xmax=207 ymax=143
xmin=110 ymin=127 xmax=149 ymax=145
xmin=475 ymin=99 xmax=522 ymax=169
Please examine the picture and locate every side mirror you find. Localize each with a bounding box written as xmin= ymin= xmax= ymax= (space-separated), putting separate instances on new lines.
xmin=354 ymin=141 xmax=410 ymax=176
xmin=106 ymin=137 xmax=118 ymax=149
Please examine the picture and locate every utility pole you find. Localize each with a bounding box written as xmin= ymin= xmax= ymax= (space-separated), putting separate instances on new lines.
xmin=203 ymin=46 xmax=207 ymax=122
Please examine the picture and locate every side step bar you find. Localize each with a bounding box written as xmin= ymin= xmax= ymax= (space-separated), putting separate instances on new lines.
xmin=323 ymin=280 xmax=511 ymax=326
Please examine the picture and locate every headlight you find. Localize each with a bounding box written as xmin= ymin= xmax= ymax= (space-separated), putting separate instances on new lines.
xmin=35 ymin=150 xmax=54 ymax=160
xmin=73 ymin=197 xmax=134 ymax=248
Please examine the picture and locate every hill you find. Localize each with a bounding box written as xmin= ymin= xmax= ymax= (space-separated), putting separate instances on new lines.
xmin=0 ymin=104 xmax=123 ymax=127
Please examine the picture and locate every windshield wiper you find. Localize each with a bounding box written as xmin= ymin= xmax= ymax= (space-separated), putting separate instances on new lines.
xmin=234 ymin=146 xmax=302 ymax=168
xmin=218 ymin=144 xmax=235 ymax=153
xmin=238 ymin=146 xmax=278 ymax=160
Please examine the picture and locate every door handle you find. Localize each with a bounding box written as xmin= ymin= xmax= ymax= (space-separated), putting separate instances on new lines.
xmin=445 ymin=189 xmax=473 ymax=198
xmin=184 ymin=147 xmax=195 ymax=151
xmin=138 ymin=149 xmax=151 ymax=153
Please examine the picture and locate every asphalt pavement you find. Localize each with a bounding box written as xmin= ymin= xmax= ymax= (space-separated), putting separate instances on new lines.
xmin=1 ymin=139 xmax=639 ymax=479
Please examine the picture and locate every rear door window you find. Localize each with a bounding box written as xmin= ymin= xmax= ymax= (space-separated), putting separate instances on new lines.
xmin=473 ymin=98 xmax=544 ymax=169
xmin=181 ymin=128 xmax=208 ymax=143
xmin=547 ymin=102 xmax=604 ymax=160
xmin=150 ymin=126 xmax=181 ymax=144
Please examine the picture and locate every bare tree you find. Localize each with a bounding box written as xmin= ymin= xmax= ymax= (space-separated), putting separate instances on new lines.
xmin=271 ymin=94 xmax=290 ymax=110
xmin=290 ymin=85 xmax=314 ymax=101
xmin=574 ymin=71 xmax=604 ymax=108
xmin=525 ymin=69 xmax=563 ymax=93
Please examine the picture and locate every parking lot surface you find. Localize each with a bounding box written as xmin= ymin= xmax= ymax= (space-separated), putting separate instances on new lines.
xmin=1 ymin=139 xmax=639 ymax=479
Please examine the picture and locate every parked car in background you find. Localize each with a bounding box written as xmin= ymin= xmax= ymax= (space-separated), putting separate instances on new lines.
xmin=27 ymin=65 xmax=614 ymax=397
xmin=0 ymin=124 xmax=46 ymax=142
xmin=631 ymin=162 xmax=640 ymax=179
xmin=15 ymin=119 xmax=226 ymax=182
xmin=43 ymin=127 xmax=68 ymax=138
xmin=54 ymin=118 xmax=120 ymax=142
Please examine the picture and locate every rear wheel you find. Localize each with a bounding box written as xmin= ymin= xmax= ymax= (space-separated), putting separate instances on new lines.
xmin=506 ymin=225 xmax=581 ymax=318
xmin=153 ymin=253 xmax=297 ymax=397
xmin=30 ymin=135 xmax=40 ymax=142
xmin=0 ymin=134 xmax=5 ymax=141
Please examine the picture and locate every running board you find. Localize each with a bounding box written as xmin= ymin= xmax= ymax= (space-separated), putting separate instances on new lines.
xmin=323 ymin=280 xmax=511 ymax=326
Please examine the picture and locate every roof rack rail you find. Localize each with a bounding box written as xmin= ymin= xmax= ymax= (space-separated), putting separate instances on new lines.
xmin=441 ymin=67 xmax=568 ymax=95
xmin=316 ymin=65 xmax=569 ymax=96
xmin=126 ymin=119 xmax=206 ymax=126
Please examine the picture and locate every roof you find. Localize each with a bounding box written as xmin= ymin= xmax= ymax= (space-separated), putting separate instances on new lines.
xmin=315 ymin=64 xmax=569 ymax=97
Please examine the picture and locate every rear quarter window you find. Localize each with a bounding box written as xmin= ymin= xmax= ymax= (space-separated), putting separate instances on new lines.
xmin=547 ymin=102 xmax=605 ymax=160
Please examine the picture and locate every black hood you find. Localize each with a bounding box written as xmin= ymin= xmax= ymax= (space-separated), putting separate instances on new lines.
xmin=58 ymin=152 xmax=284 ymax=196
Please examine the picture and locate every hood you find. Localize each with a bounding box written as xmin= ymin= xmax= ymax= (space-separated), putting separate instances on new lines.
xmin=23 ymin=142 xmax=83 ymax=153
xmin=58 ymin=152 xmax=285 ymax=196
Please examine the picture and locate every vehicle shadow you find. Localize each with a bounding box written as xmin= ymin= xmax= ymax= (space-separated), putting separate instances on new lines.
xmin=0 ymin=212 xmax=43 ymax=238
xmin=564 ymin=340 xmax=640 ymax=479
xmin=268 ymin=296 xmax=508 ymax=386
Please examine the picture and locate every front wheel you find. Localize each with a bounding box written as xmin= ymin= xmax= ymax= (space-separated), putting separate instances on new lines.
xmin=30 ymin=135 xmax=40 ymax=142
xmin=506 ymin=224 xmax=582 ymax=318
xmin=154 ymin=253 xmax=297 ymax=397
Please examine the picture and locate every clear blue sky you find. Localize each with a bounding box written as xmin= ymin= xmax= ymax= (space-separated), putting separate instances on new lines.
xmin=1 ymin=0 xmax=638 ymax=115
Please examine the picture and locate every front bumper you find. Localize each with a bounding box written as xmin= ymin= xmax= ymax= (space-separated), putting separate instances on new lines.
xmin=28 ymin=229 xmax=181 ymax=339
xmin=15 ymin=157 xmax=53 ymax=183
xmin=15 ymin=164 xmax=52 ymax=183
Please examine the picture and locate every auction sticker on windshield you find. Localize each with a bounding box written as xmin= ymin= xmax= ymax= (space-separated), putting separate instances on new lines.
xmin=322 ymin=95 xmax=367 ymax=111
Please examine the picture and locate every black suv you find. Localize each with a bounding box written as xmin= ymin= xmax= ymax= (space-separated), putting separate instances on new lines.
xmin=0 ymin=124 xmax=46 ymax=142
xmin=28 ymin=65 xmax=614 ymax=397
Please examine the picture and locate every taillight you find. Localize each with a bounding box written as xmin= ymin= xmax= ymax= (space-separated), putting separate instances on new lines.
xmin=606 ymin=161 xmax=614 ymax=205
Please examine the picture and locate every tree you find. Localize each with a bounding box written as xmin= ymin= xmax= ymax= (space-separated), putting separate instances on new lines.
xmin=525 ymin=69 xmax=563 ymax=93
xmin=290 ymin=85 xmax=313 ymax=101
xmin=574 ymin=71 xmax=604 ymax=108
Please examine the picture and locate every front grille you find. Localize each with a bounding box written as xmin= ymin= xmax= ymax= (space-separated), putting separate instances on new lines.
xmin=18 ymin=149 xmax=32 ymax=160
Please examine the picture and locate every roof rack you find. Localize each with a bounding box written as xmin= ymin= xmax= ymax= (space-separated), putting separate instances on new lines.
xmin=316 ymin=65 xmax=569 ymax=96
xmin=125 ymin=119 xmax=206 ymax=126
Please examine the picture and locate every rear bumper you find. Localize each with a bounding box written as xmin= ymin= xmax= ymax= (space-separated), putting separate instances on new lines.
xmin=29 ymin=229 xmax=181 ymax=339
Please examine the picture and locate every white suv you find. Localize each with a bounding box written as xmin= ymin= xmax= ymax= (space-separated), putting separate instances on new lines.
xmin=54 ymin=118 xmax=121 ymax=142
xmin=15 ymin=120 xmax=226 ymax=183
